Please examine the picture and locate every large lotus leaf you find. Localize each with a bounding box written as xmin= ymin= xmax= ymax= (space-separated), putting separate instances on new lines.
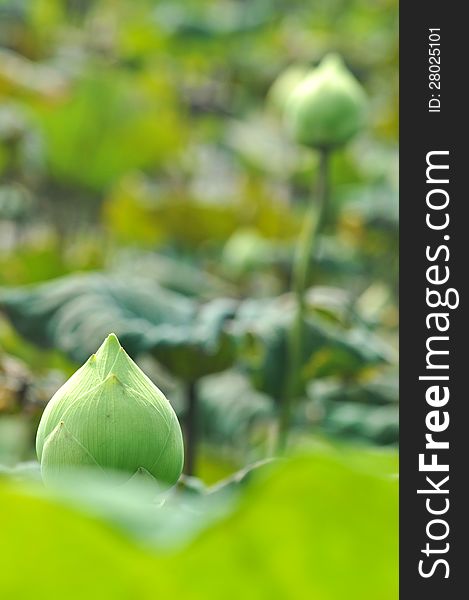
xmin=300 ymin=377 xmax=398 ymax=446
xmin=0 ymin=275 xmax=238 ymax=380
xmin=198 ymin=370 xmax=274 ymax=445
xmin=148 ymin=298 xmax=238 ymax=380
xmin=1 ymin=449 xmax=397 ymax=599
xmin=1 ymin=459 xmax=272 ymax=549
xmin=321 ymin=402 xmax=399 ymax=445
xmin=112 ymin=251 xmax=232 ymax=299
xmin=232 ymin=296 xmax=392 ymax=400
xmin=0 ymin=464 xmax=227 ymax=551
xmin=1 ymin=276 xmax=391 ymax=386
xmin=0 ymin=478 xmax=163 ymax=599
xmin=0 ymin=274 xmax=195 ymax=362
xmin=166 ymin=451 xmax=398 ymax=599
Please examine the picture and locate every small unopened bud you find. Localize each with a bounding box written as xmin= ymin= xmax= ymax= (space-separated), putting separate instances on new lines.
xmin=285 ymin=54 xmax=367 ymax=149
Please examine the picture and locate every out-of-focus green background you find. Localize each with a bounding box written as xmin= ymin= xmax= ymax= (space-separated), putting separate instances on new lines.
xmin=0 ymin=0 xmax=398 ymax=598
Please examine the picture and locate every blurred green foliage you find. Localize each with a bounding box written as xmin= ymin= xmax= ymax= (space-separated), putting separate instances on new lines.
xmin=1 ymin=450 xmax=398 ymax=599
xmin=1 ymin=1 xmax=397 ymax=595
xmin=1 ymin=0 xmax=398 ymax=446
xmin=0 ymin=0 xmax=398 ymax=445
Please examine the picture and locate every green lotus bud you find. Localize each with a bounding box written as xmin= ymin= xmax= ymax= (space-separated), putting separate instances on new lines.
xmin=267 ymin=65 xmax=309 ymax=115
xmin=36 ymin=333 xmax=184 ymax=487
xmin=285 ymin=54 xmax=367 ymax=149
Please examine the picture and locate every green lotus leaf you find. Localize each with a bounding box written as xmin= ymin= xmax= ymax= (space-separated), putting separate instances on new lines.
xmin=0 ymin=275 xmax=236 ymax=381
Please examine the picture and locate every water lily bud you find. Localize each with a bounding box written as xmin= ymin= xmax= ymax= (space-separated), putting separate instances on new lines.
xmin=285 ymin=54 xmax=367 ymax=149
xmin=36 ymin=333 xmax=184 ymax=487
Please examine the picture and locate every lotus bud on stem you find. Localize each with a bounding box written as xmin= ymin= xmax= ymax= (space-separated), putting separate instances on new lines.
xmin=272 ymin=53 xmax=367 ymax=450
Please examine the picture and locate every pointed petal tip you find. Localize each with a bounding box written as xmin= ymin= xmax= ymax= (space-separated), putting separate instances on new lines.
xmin=94 ymin=332 xmax=122 ymax=363
xmin=104 ymin=332 xmax=122 ymax=348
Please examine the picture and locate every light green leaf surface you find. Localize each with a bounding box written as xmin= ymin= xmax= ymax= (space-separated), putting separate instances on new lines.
xmin=1 ymin=450 xmax=397 ymax=600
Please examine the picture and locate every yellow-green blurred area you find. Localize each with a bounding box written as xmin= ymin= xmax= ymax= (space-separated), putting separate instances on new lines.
xmin=1 ymin=0 xmax=397 ymax=597
xmin=1 ymin=450 xmax=398 ymax=599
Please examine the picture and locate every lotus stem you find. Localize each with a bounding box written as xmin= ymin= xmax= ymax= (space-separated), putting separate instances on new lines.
xmin=278 ymin=148 xmax=330 ymax=451
xmin=184 ymin=380 xmax=199 ymax=476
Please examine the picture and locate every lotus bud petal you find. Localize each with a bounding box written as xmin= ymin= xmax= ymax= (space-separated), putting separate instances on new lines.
xmin=285 ymin=53 xmax=367 ymax=149
xmin=267 ymin=64 xmax=309 ymax=114
xmin=36 ymin=333 xmax=184 ymax=486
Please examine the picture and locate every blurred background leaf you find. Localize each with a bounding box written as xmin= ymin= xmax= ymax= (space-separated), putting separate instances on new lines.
xmin=1 ymin=1 xmax=398 ymax=595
